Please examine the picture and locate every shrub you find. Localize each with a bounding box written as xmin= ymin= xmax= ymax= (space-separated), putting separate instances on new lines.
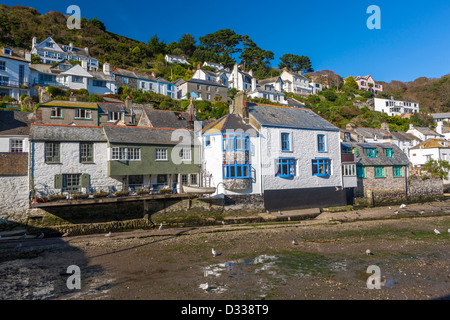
xmin=72 ymin=193 xmax=89 ymax=200
xmin=46 ymin=86 xmax=65 ymax=97
xmin=93 ymin=191 xmax=109 ymax=198
xmin=136 ymin=189 xmax=150 ymax=195
xmin=114 ymin=190 xmax=130 ymax=197
xmin=48 ymin=194 xmax=66 ymax=201
xmin=158 ymin=188 xmax=172 ymax=194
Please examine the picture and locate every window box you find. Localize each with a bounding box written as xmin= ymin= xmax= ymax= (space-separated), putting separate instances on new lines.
xmin=114 ymin=190 xmax=130 ymax=197
xmin=72 ymin=193 xmax=89 ymax=200
xmin=93 ymin=191 xmax=109 ymax=198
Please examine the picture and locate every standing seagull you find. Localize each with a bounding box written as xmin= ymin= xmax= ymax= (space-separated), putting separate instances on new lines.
xmin=38 ymin=233 xmax=44 ymax=239
xmin=212 ymin=248 xmax=219 ymax=257
xmin=434 ymin=229 xmax=441 ymax=235
xmin=19 ymin=233 xmax=27 ymax=240
xmin=105 ymin=231 xmax=112 ymax=237
xmin=158 ymin=223 xmax=163 ymax=230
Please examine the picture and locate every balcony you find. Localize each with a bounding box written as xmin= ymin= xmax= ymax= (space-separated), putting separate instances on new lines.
xmin=341 ymin=153 xmax=355 ymax=162
xmin=0 ymin=80 xmax=30 ymax=89
xmin=32 ymin=80 xmax=69 ymax=89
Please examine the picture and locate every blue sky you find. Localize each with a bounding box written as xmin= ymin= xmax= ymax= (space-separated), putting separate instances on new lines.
xmin=4 ymin=0 xmax=450 ymax=82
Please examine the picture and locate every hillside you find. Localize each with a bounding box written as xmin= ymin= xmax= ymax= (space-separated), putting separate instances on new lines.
xmin=379 ymin=75 xmax=450 ymax=113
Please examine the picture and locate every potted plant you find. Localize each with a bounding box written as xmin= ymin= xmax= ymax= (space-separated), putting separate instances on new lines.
xmin=114 ymin=190 xmax=130 ymax=197
xmin=72 ymin=193 xmax=89 ymax=200
xmin=158 ymin=188 xmax=172 ymax=195
xmin=93 ymin=190 xmax=109 ymax=198
xmin=49 ymin=193 xmax=67 ymax=201
xmin=136 ymin=188 xmax=150 ymax=195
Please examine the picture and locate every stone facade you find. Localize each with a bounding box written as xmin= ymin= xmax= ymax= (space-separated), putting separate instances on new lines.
xmin=0 ymin=153 xmax=28 ymax=175
xmin=0 ymin=175 xmax=29 ymax=222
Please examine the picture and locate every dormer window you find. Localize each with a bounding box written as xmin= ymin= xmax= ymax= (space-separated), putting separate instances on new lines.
xmin=384 ymin=148 xmax=393 ymax=158
xmin=3 ymin=47 xmax=12 ymax=56
xmin=46 ymin=42 xmax=54 ymax=48
xmin=108 ymin=111 xmax=121 ymax=122
xmin=364 ymin=148 xmax=377 ymax=158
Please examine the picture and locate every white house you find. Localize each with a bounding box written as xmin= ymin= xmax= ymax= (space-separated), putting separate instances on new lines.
xmin=280 ymin=69 xmax=312 ymax=95
xmin=0 ymin=47 xmax=31 ymax=100
xmin=165 ymin=54 xmax=190 ymax=65
xmin=435 ymin=121 xmax=450 ymax=140
xmin=228 ymin=64 xmax=255 ymax=91
xmin=430 ymin=113 xmax=450 ymax=123
xmin=203 ymin=61 xmax=228 ymax=72
xmin=200 ymin=92 xmax=347 ymax=211
xmin=247 ymin=77 xmax=288 ymax=105
xmin=407 ymin=124 xmax=443 ymax=141
xmin=31 ymin=37 xmax=99 ymax=70
xmin=374 ymin=98 xmax=419 ymax=117
xmin=0 ymin=111 xmax=34 ymax=153
xmin=29 ymin=124 xmax=123 ymax=198
xmin=59 ymin=61 xmax=116 ymax=95
xmin=409 ymin=139 xmax=450 ymax=167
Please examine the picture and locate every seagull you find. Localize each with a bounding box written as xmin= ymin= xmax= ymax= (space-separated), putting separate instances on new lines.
xmin=212 ymin=248 xmax=219 ymax=257
xmin=400 ymin=204 xmax=406 ymax=209
xmin=221 ymin=221 xmax=225 ymax=225
xmin=62 ymin=231 xmax=70 ymax=237
xmin=292 ymin=239 xmax=298 ymax=245
xmin=37 ymin=233 xmax=44 ymax=239
xmin=19 ymin=233 xmax=27 ymax=240
xmin=394 ymin=211 xmax=399 ymax=215
xmin=420 ymin=210 xmax=425 ymax=215
xmin=200 ymin=283 xmax=210 ymax=292
xmin=366 ymin=249 xmax=373 ymax=256
xmin=158 ymin=223 xmax=163 ymax=230
xmin=105 ymin=231 xmax=112 ymax=237
xmin=434 ymin=229 xmax=441 ymax=235
xmin=389 ymin=207 xmax=392 ymax=210
xmin=448 ymin=229 xmax=450 ymax=233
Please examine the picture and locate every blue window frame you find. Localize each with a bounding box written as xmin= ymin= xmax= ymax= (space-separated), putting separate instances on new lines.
xmin=374 ymin=166 xmax=385 ymax=177
xmin=318 ymin=134 xmax=326 ymax=152
xmin=393 ymin=166 xmax=403 ymax=177
xmin=222 ymin=133 xmax=249 ymax=151
xmin=205 ymin=136 xmax=211 ymax=147
xmin=275 ymin=158 xmax=296 ymax=178
xmin=364 ymin=148 xmax=377 ymax=158
xmin=384 ymin=148 xmax=393 ymax=158
xmin=312 ymin=158 xmax=330 ymax=177
xmin=223 ymin=161 xmax=250 ymax=179
xmin=281 ymin=133 xmax=290 ymax=151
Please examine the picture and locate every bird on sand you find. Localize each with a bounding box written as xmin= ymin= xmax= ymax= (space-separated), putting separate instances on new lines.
xmin=105 ymin=231 xmax=112 ymax=237
xmin=19 ymin=233 xmax=27 ymax=240
xmin=389 ymin=207 xmax=392 ymax=210
xmin=37 ymin=232 xmax=44 ymax=239
xmin=434 ymin=229 xmax=441 ymax=235
xmin=366 ymin=249 xmax=373 ymax=256
xmin=420 ymin=210 xmax=425 ymax=215
xmin=394 ymin=211 xmax=399 ymax=215
xmin=158 ymin=223 xmax=163 ymax=230
xmin=212 ymin=248 xmax=220 ymax=257
xmin=62 ymin=231 xmax=70 ymax=237
xmin=292 ymin=239 xmax=298 ymax=245
xmin=400 ymin=204 xmax=406 ymax=209
xmin=200 ymin=283 xmax=211 ymax=292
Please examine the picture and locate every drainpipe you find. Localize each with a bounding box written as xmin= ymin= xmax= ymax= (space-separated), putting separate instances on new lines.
xmin=29 ymin=140 xmax=35 ymax=203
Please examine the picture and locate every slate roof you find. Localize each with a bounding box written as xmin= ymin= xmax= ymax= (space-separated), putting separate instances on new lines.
xmin=89 ymin=70 xmax=115 ymax=81
xmin=354 ymin=127 xmax=389 ymax=139
xmin=202 ymin=114 xmax=257 ymax=135
xmin=184 ymin=78 xmax=227 ymax=87
xmin=248 ymin=104 xmax=339 ymax=131
xmin=113 ymin=68 xmax=170 ymax=83
xmin=142 ymin=109 xmax=197 ymax=130
xmin=103 ymin=125 xmax=194 ymax=145
xmin=410 ymin=139 xmax=450 ymax=150
xmin=389 ymin=131 xmax=420 ymax=141
xmin=0 ymin=111 xmax=35 ymax=136
xmin=411 ymin=127 xmax=442 ymax=137
xmin=349 ymin=142 xmax=409 ymax=166
xmin=430 ymin=113 xmax=450 ymax=119
xmin=29 ymin=124 xmax=106 ymax=142
xmin=97 ymin=103 xmax=126 ymax=114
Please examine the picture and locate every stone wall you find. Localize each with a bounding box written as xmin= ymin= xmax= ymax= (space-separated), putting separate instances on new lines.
xmin=0 ymin=175 xmax=29 ymax=222
xmin=408 ymin=176 xmax=443 ymax=201
xmin=0 ymin=153 xmax=28 ymax=175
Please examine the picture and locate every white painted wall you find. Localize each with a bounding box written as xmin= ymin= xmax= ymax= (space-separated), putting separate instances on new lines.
xmin=0 ymin=136 xmax=29 ymax=152
xmin=30 ymin=141 xmax=122 ymax=195
xmin=259 ymin=127 xmax=342 ymax=191
xmin=0 ymin=175 xmax=29 ymax=221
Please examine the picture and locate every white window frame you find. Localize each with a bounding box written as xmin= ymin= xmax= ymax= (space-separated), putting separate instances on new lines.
xmin=156 ymin=148 xmax=168 ymax=161
xmin=10 ymin=139 xmax=23 ymax=153
xmin=180 ymin=148 xmax=191 ymax=161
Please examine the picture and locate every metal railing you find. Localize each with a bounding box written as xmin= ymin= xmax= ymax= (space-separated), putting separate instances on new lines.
xmin=0 ymin=79 xmax=30 ymax=89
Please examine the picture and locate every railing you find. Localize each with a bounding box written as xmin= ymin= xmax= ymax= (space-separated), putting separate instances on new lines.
xmin=32 ymin=80 xmax=69 ymax=89
xmin=0 ymin=79 xmax=30 ymax=89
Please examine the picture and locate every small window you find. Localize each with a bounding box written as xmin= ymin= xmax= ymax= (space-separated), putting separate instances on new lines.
xmin=205 ymin=136 xmax=211 ymax=147
xmin=62 ymin=174 xmax=81 ymax=192
xmin=109 ymin=111 xmax=121 ymax=121
xmin=75 ymin=109 xmax=92 ymax=120
xmin=93 ymin=80 xmax=106 ymax=87
xmin=80 ymin=142 xmax=93 ymax=163
xmin=51 ymin=107 xmax=63 ymax=118
xmin=374 ymin=166 xmax=385 ymax=178
xmin=157 ymin=174 xmax=167 ymax=184
xmin=181 ymin=174 xmax=189 ymax=185
xmin=393 ymin=166 xmax=403 ymax=177
xmin=223 ymin=133 xmax=249 ymax=151
xmin=72 ymin=75 xmax=83 ymax=83
xmin=281 ymin=133 xmax=290 ymax=151
xmin=156 ymin=148 xmax=168 ymax=161
xmin=10 ymin=139 xmax=23 ymax=153
xmin=384 ymin=148 xmax=393 ymax=158
xmin=318 ymin=134 xmax=326 ymax=152
xmin=312 ymin=158 xmax=330 ymax=177
xmin=190 ymin=174 xmax=198 ymax=185
xmin=364 ymin=148 xmax=377 ymax=158
xmin=276 ymin=158 xmax=296 ymax=178
xmin=0 ymin=61 xmax=5 ymax=71
xmin=45 ymin=142 xmax=60 ymax=163
xmin=180 ymin=148 xmax=191 ymax=161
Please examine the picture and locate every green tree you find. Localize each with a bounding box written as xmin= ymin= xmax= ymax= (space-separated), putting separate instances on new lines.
xmin=88 ymin=17 xmax=106 ymax=31
xmin=278 ymin=54 xmax=313 ymax=73
xmin=147 ymin=35 xmax=166 ymax=57
xmin=422 ymin=159 xmax=450 ymax=179
xmin=31 ymin=53 xmax=41 ymax=63
xmin=239 ymin=36 xmax=274 ymax=71
xmin=178 ymin=34 xmax=196 ymax=57
xmin=198 ymin=29 xmax=242 ymax=65
xmin=344 ymin=76 xmax=359 ymax=90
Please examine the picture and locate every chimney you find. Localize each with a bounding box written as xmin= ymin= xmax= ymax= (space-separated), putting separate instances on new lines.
xmin=298 ymin=70 xmax=302 ymax=75
xmin=248 ymin=69 xmax=253 ymax=77
xmin=84 ymin=47 xmax=89 ymax=55
xmin=125 ymin=96 xmax=132 ymax=110
xmin=409 ymin=123 xmax=414 ymax=130
xmin=251 ymin=78 xmax=256 ymax=91
xmin=32 ymin=37 xmax=37 ymax=49
xmin=69 ymin=92 xmax=77 ymax=101
xmin=152 ymin=71 xmax=156 ymax=78
xmin=380 ymin=122 xmax=390 ymax=131
xmin=81 ymin=59 xmax=88 ymax=70
xmin=103 ymin=62 xmax=111 ymax=74
xmin=25 ymin=51 xmax=31 ymax=62
xmin=436 ymin=121 xmax=443 ymax=134
xmin=197 ymin=63 xmax=201 ymax=70
xmin=346 ymin=123 xmax=355 ymax=131
xmin=234 ymin=91 xmax=249 ymax=123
